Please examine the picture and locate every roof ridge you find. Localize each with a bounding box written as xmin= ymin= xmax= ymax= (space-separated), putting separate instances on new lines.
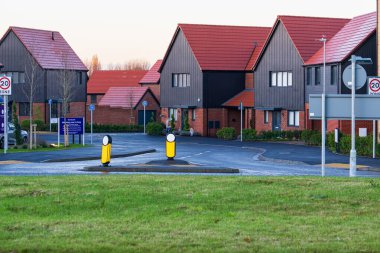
xmin=10 ymin=26 xmax=59 ymax=33
xmin=278 ymin=15 xmax=350 ymax=21
xmin=179 ymin=23 xmax=271 ymax=29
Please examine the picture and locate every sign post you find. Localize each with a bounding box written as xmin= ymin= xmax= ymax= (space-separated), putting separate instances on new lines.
xmin=238 ymin=101 xmax=243 ymax=142
xmin=0 ymin=75 xmax=12 ymax=154
xmin=142 ymin=100 xmax=148 ymax=134
xmin=48 ymin=99 xmax=52 ymax=132
xmin=89 ymin=104 xmax=95 ymax=144
xmin=368 ymin=77 xmax=380 ymax=159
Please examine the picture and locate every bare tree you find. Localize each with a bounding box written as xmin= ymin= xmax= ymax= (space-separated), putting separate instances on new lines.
xmin=84 ymin=54 xmax=102 ymax=76
xmin=125 ymin=59 xmax=150 ymax=70
xmin=23 ymin=43 xmax=42 ymax=149
xmin=127 ymin=89 xmax=135 ymax=125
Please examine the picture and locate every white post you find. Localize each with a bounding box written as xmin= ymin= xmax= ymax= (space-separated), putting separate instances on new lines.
xmin=3 ymin=95 xmax=7 ymax=154
xmin=58 ymin=117 xmax=60 ymax=147
xmin=82 ymin=117 xmax=85 ymax=146
xmin=143 ymin=105 xmax=146 ymax=134
xmin=49 ymin=102 xmax=52 ymax=132
xmin=321 ymin=37 xmax=326 ymax=177
xmin=240 ymin=101 xmax=243 ymax=142
xmin=350 ymin=56 xmax=357 ymax=177
xmin=373 ymin=120 xmax=376 ymax=159
xmin=90 ymin=110 xmax=93 ymax=144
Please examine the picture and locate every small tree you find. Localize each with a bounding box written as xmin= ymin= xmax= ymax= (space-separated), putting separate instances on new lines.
xmin=170 ymin=113 xmax=175 ymax=131
xmin=12 ymin=102 xmax=23 ymax=145
xmin=183 ymin=114 xmax=190 ymax=131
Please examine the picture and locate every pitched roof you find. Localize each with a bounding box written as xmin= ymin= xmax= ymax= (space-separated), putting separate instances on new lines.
xmin=139 ymin=59 xmax=162 ymax=84
xmin=305 ymin=12 xmax=376 ymax=65
xmin=98 ymin=87 xmax=154 ymax=109
xmin=1 ymin=26 xmax=87 ymax=71
xmin=253 ymin=15 xmax=350 ymax=69
xmin=161 ymin=24 xmax=271 ymax=71
xmin=223 ymin=89 xmax=254 ymax=108
xmin=87 ymin=70 xmax=147 ymax=94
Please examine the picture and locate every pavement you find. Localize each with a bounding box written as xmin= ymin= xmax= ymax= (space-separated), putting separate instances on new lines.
xmin=0 ymin=133 xmax=379 ymax=177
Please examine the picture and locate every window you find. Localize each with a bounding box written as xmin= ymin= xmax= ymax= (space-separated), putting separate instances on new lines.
xmin=169 ymin=108 xmax=177 ymax=121
xmin=90 ymin=95 xmax=97 ymax=104
xmin=306 ymin=68 xmax=312 ymax=85
xmin=78 ymin=72 xmax=83 ymax=85
xmin=270 ymin=71 xmax=292 ymax=87
xmin=315 ymin=67 xmax=321 ymax=85
xmin=331 ymin=65 xmax=337 ymax=85
xmin=288 ymin=111 xmax=300 ymax=127
xmin=5 ymin=72 xmax=25 ymax=84
xmin=192 ymin=109 xmax=196 ymax=121
xmin=264 ymin=110 xmax=269 ymax=124
xmin=19 ymin=72 xmax=25 ymax=83
xmin=19 ymin=103 xmax=30 ymax=116
xmin=172 ymin=73 xmax=190 ymax=88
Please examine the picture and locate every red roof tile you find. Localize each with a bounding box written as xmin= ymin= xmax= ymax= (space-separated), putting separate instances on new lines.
xmin=87 ymin=70 xmax=147 ymax=94
xmin=98 ymin=87 xmax=151 ymax=109
xmin=1 ymin=26 xmax=87 ymax=71
xmin=139 ymin=59 xmax=162 ymax=84
xmin=279 ymin=16 xmax=350 ymax=62
xmin=223 ymin=89 xmax=254 ymax=107
xmin=305 ymin=12 xmax=376 ymax=65
xmin=161 ymin=24 xmax=271 ymax=71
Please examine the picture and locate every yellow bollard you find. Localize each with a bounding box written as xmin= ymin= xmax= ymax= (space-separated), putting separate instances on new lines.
xmin=101 ymin=135 xmax=112 ymax=166
xmin=166 ymin=133 xmax=176 ymax=160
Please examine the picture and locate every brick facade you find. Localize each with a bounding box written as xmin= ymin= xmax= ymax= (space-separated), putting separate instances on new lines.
xmin=255 ymin=109 xmax=306 ymax=133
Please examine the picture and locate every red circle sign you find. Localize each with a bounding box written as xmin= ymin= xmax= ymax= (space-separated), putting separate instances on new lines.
xmin=0 ymin=76 xmax=11 ymax=90
xmin=369 ymin=78 xmax=380 ymax=93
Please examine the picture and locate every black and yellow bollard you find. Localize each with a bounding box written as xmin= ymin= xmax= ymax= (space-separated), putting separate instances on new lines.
xmin=101 ymin=135 xmax=112 ymax=166
xmin=166 ymin=133 xmax=176 ymax=160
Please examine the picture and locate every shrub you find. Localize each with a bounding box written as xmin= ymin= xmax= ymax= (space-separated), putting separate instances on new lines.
xmin=309 ymin=132 xmax=322 ymax=146
xmin=146 ymin=122 xmax=163 ymax=136
xmin=242 ymin=129 xmax=257 ymax=141
xmin=21 ymin=119 xmax=47 ymax=131
xmin=85 ymin=124 xmax=143 ymax=133
xmin=12 ymin=102 xmax=23 ymax=145
xmin=301 ymin=130 xmax=315 ymax=143
xmin=216 ymin=127 xmax=237 ymax=140
xmin=183 ymin=116 xmax=190 ymax=131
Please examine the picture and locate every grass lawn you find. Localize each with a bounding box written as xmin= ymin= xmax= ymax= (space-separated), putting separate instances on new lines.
xmin=4 ymin=144 xmax=91 ymax=153
xmin=0 ymin=176 xmax=379 ymax=252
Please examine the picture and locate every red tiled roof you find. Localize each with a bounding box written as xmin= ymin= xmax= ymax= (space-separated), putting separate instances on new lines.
xmin=98 ymin=87 xmax=151 ymax=109
xmin=305 ymin=12 xmax=376 ymax=65
xmin=161 ymin=24 xmax=271 ymax=71
xmin=253 ymin=16 xmax=350 ymax=69
xmin=1 ymin=26 xmax=87 ymax=71
xmin=223 ymin=89 xmax=254 ymax=108
xmin=139 ymin=59 xmax=162 ymax=84
xmin=87 ymin=70 xmax=147 ymax=94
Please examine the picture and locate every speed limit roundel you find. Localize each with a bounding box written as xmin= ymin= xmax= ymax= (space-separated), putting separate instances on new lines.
xmin=369 ymin=78 xmax=380 ymax=95
xmin=0 ymin=76 xmax=12 ymax=95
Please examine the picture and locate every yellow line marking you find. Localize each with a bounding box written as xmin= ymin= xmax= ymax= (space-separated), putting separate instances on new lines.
xmin=318 ymin=163 xmax=369 ymax=169
xmin=0 ymin=160 xmax=29 ymax=165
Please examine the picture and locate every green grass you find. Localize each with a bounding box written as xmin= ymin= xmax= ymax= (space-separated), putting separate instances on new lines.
xmin=0 ymin=176 xmax=379 ymax=252
xmin=4 ymin=144 xmax=91 ymax=153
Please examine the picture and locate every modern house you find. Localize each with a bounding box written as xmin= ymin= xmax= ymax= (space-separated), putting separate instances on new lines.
xmin=305 ymin=12 xmax=377 ymax=134
xmin=0 ymin=26 xmax=88 ymax=123
xmin=253 ymin=16 xmax=350 ymax=132
xmin=139 ymin=59 xmax=162 ymax=100
xmin=159 ymin=24 xmax=271 ymax=136
xmin=87 ymin=70 xmax=160 ymax=125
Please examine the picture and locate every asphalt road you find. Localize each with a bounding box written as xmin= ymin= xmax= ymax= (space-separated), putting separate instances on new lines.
xmin=0 ymin=133 xmax=379 ymax=177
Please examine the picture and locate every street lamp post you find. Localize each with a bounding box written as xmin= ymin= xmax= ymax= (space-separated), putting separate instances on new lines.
xmin=319 ymin=37 xmax=327 ymax=177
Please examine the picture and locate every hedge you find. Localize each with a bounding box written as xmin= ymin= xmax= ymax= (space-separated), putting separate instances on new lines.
xmin=216 ymin=127 xmax=237 ymax=140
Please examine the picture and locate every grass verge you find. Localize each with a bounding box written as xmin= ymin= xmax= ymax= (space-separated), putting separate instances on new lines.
xmin=0 ymin=176 xmax=379 ymax=252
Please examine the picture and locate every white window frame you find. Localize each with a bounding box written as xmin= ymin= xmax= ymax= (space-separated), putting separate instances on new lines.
xmin=277 ymin=72 xmax=283 ymax=87
xmin=295 ymin=111 xmax=300 ymax=127
xmin=271 ymin=72 xmax=277 ymax=87
xmin=282 ymin=72 xmax=288 ymax=87
xmin=173 ymin=74 xmax=178 ymax=87
xmin=288 ymin=72 xmax=293 ymax=87
xmin=264 ymin=110 xmax=269 ymax=124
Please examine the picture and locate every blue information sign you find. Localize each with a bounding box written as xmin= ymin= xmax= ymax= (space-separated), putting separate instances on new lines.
xmin=0 ymin=104 xmax=4 ymax=133
xmin=89 ymin=104 xmax=95 ymax=111
xmin=59 ymin=117 xmax=84 ymax=135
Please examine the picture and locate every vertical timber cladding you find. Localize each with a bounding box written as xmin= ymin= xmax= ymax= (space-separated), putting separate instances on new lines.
xmin=254 ymin=22 xmax=304 ymax=111
xmin=160 ymin=30 xmax=203 ymax=108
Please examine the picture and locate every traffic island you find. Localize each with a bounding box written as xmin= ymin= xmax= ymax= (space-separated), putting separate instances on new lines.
xmin=83 ymin=159 xmax=239 ymax=174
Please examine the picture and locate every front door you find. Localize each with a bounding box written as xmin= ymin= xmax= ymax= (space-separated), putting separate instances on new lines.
xmin=272 ymin=111 xmax=281 ymax=131
xmin=181 ymin=109 xmax=188 ymax=130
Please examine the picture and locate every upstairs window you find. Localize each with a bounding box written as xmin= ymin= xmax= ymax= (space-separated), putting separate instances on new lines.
xmin=331 ymin=65 xmax=337 ymax=85
xmin=306 ymin=68 xmax=312 ymax=85
xmin=270 ymin=71 xmax=293 ymax=87
xmin=315 ymin=67 xmax=321 ymax=85
xmin=5 ymin=72 xmax=25 ymax=84
xmin=172 ymin=73 xmax=190 ymax=87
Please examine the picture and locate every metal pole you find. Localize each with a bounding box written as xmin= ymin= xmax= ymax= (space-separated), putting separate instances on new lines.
xmin=82 ymin=117 xmax=85 ymax=146
xmin=4 ymin=95 xmax=7 ymax=154
xmin=240 ymin=101 xmax=243 ymax=142
xmin=58 ymin=117 xmax=60 ymax=147
xmin=49 ymin=102 xmax=51 ymax=132
xmin=143 ymin=105 xmax=146 ymax=134
xmin=350 ymin=56 xmax=357 ymax=177
xmin=321 ymin=37 xmax=326 ymax=177
xmin=90 ymin=110 xmax=93 ymax=144
xmin=373 ymin=120 xmax=376 ymax=159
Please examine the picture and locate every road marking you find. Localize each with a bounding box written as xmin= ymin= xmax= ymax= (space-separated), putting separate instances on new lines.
xmin=319 ymin=163 xmax=370 ymax=170
xmin=0 ymin=160 xmax=29 ymax=165
xmin=178 ymin=151 xmax=211 ymax=159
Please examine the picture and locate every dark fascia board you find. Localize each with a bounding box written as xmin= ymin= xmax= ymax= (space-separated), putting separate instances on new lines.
xmin=254 ymin=107 xmax=282 ymax=111
xmin=133 ymin=88 xmax=160 ymax=110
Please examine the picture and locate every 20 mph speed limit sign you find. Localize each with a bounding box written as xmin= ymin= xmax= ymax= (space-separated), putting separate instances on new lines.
xmin=368 ymin=77 xmax=380 ymax=95
xmin=0 ymin=76 xmax=12 ymax=95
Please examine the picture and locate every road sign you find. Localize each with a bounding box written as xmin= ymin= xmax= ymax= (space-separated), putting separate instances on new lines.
xmin=309 ymin=94 xmax=380 ymax=120
xmin=89 ymin=104 xmax=95 ymax=111
xmin=142 ymin=101 xmax=148 ymax=107
xmin=59 ymin=117 xmax=84 ymax=135
xmin=48 ymin=99 xmax=52 ymax=105
xmin=0 ymin=104 xmax=4 ymax=132
xmin=368 ymin=77 xmax=380 ymax=95
xmin=342 ymin=65 xmax=367 ymax=90
xmin=0 ymin=76 xmax=11 ymax=95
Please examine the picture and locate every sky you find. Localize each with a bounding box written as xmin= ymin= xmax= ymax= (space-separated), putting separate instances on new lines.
xmin=1 ymin=0 xmax=376 ymax=68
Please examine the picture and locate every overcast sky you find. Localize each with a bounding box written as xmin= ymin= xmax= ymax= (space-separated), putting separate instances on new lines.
xmin=1 ymin=0 xmax=376 ymax=68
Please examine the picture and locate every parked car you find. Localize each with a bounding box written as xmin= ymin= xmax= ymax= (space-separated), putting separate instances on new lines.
xmin=0 ymin=123 xmax=28 ymax=148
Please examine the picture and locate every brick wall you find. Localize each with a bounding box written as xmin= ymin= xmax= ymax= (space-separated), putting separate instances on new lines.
xmin=255 ymin=109 xmax=306 ymax=132
xmin=280 ymin=110 xmax=306 ymax=131
xmin=255 ymin=110 xmax=272 ymax=132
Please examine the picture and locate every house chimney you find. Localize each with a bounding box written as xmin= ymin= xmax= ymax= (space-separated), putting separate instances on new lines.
xmin=52 ymin=32 xmax=55 ymax=41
